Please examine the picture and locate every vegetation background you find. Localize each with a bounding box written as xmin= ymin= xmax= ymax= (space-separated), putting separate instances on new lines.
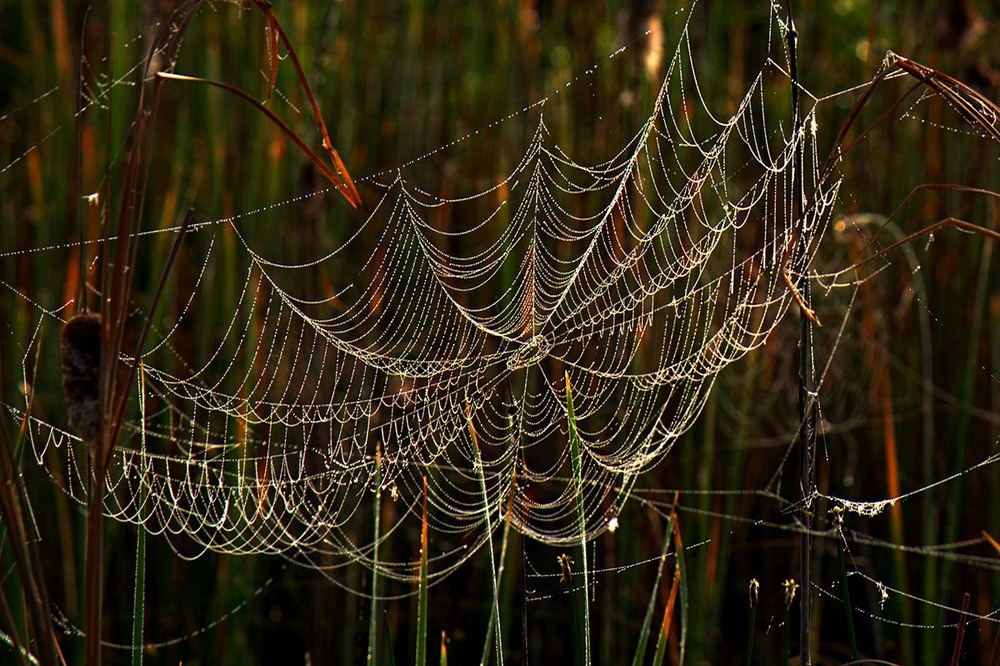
xmin=0 ymin=0 xmax=998 ymax=664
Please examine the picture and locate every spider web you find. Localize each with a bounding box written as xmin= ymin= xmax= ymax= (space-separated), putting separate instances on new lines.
xmin=4 ymin=3 xmax=1000 ymax=662
xmin=1 ymin=2 xmax=842 ymax=585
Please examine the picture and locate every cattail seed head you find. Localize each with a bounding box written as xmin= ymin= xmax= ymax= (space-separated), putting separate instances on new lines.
xmin=61 ymin=313 xmax=101 ymax=445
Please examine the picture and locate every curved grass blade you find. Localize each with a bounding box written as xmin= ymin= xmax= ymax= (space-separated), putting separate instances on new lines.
xmin=248 ymin=0 xmax=362 ymax=207
xmin=156 ymin=73 xmax=360 ymax=208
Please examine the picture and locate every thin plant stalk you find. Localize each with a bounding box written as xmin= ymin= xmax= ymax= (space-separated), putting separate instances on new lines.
xmin=131 ymin=366 xmax=148 ymax=666
xmin=651 ymin=513 xmax=683 ymax=666
xmin=833 ymin=514 xmax=858 ymax=661
xmin=482 ymin=479 xmax=516 ymax=665
xmin=0 ymin=592 xmax=30 ymax=666
xmin=675 ymin=505 xmax=689 ymax=663
xmin=368 ymin=444 xmax=382 ymax=665
xmin=0 ymin=423 xmax=63 ymax=665
xmin=949 ymin=593 xmax=971 ymax=666
xmin=467 ymin=404 xmax=504 ymax=666
xmin=416 ymin=476 xmax=429 ymax=666
xmin=631 ymin=504 xmax=676 ymax=666
xmin=651 ymin=566 xmax=679 ymax=666
xmin=938 ymin=239 xmax=993 ymax=646
xmin=652 ymin=504 xmax=685 ymax=666
xmin=784 ymin=5 xmax=816 ymax=663
xmin=87 ymin=202 xmax=191 ymax=665
xmin=564 ymin=372 xmax=591 ymax=666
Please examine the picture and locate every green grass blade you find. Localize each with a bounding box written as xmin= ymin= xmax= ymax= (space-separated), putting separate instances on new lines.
xmin=675 ymin=512 xmax=688 ymax=664
xmin=131 ymin=516 xmax=146 ymax=666
xmin=652 ymin=506 xmax=685 ymax=666
xmin=564 ymin=373 xmax=591 ymax=666
xmin=834 ymin=515 xmax=859 ymax=661
xmin=468 ymin=405 xmax=504 ymax=666
xmin=131 ymin=366 xmax=148 ymax=666
xmin=385 ymin=610 xmax=397 ymax=666
xmin=631 ymin=509 xmax=675 ymax=666
xmin=651 ymin=565 xmax=678 ymax=666
xmin=934 ymin=237 xmax=993 ymax=659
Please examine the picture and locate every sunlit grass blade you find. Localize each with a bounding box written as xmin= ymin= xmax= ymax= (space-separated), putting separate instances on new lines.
xmin=564 ymin=372 xmax=591 ymax=666
xmin=675 ymin=507 xmax=688 ymax=662
xmin=651 ymin=557 xmax=679 ymax=666
xmin=440 ymin=630 xmax=448 ymax=666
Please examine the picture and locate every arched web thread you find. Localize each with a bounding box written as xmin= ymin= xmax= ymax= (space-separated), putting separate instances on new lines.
xmin=15 ymin=10 xmax=839 ymax=580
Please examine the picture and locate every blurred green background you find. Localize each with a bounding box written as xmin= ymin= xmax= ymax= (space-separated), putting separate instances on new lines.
xmin=1 ymin=1 xmax=999 ymax=664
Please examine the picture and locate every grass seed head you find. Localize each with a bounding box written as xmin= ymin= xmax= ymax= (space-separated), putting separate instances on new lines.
xmin=61 ymin=312 xmax=101 ymax=445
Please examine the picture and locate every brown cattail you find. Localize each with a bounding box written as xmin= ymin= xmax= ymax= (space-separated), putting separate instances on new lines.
xmin=61 ymin=313 xmax=101 ymax=445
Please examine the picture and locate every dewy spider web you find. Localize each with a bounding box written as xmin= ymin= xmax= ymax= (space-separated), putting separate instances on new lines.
xmin=9 ymin=2 xmax=839 ymax=581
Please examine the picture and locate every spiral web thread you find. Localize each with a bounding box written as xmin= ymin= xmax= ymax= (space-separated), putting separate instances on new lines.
xmin=6 ymin=5 xmax=840 ymax=584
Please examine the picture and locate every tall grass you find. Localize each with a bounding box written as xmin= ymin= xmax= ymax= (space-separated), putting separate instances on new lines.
xmin=0 ymin=1 xmax=998 ymax=663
